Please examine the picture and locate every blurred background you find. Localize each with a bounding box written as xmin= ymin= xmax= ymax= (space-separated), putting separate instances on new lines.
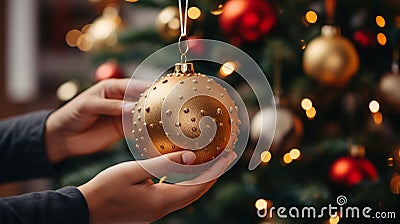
xmin=1 ymin=0 xmax=400 ymax=223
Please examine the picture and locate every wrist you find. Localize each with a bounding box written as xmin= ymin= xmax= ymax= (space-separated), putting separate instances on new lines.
xmin=45 ymin=111 xmax=69 ymax=163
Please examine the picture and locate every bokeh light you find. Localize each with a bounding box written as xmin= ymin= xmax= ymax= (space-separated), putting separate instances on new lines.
xmin=261 ymin=151 xmax=272 ymax=163
xmin=210 ymin=4 xmax=223 ymax=16
xmin=255 ymin=199 xmax=268 ymax=210
xmin=329 ymin=214 xmax=340 ymax=224
xmin=376 ymin=15 xmax=386 ymax=27
xmin=390 ymin=174 xmax=400 ymax=194
xmin=301 ymin=98 xmax=312 ymax=110
xmin=283 ymin=153 xmax=293 ymax=164
xmin=57 ymin=81 xmax=79 ymax=101
xmin=289 ymin=148 xmax=301 ymax=160
xmin=377 ymin=33 xmax=387 ymax=45
xmin=220 ymin=61 xmax=236 ymax=76
xmin=387 ymin=157 xmax=394 ymax=167
xmin=306 ymin=107 xmax=316 ymax=119
xmin=305 ymin=11 xmax=318 ymax=24
xmin=372 ymin=112 xmax=383 ymax=125
xmin=65 ymin=29 xmax=81 ymax=47
xmin=188 ymin=7 xmax=201 ymax=20
xmin=369 ymin=100 xmax=380 ymax=113
xmin=300 ymin=39 xmax=306 ymax=50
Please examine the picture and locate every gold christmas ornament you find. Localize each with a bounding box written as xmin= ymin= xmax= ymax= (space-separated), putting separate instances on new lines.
xmin=378 ymin=72 xmax=400 ymax=113
xmin=303 ymin=25 xmax=359 ymax=87
xmin=131 ymin=63 xmax=240 ymax=164
xmin=156 ymin=6 xmax=191 ymax=42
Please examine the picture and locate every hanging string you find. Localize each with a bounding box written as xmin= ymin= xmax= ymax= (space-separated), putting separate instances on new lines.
xmin=178 ymin=0 xmax=188 ymax=36
xmin=178 ymin=0 xmax=189 ymax=63
xmin=325 ymin=0 xmax=337 ymax=25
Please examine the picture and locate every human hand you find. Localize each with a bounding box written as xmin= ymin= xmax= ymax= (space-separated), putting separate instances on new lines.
xmin=78 ymin=150 xmax=237 ymax=224
xmin=45 ymin=79 xmax=148 ymax=163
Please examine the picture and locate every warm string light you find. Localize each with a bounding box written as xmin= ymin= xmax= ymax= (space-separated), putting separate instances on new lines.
xmin=65 ymin=5 xmax=121 ymax=52
xmin=376 ymin=15 xmax=386 ymax=28
xmin=369 ymin=100 xmax=383 ymax=125
xmin=377 ymin=33 xmax=387 ymax=46
xmin=300 ymin=97 xmax=316 ymax=119
xmin=261 ymin=151 xmax=272 ymax=163
xmin=283 ymin=153 xmax=293 ymax=164
xmin=328 ymin=214 xmax=340 ymax=224
xmin=220 ymin=61 xmax=236 ymax=77
xmin=255 ymin=199 xmax=268 ymax=210
xmin=188 ymin=7 xmax=201 ymax=20
xmin=289 ymin=148 xmax=301 ymax=160
xmin=301 ymin=98 xmax=312 ymax=110
xmin=305 ymin=10 xmax=318 ymax=24
xmin=210 ymin=4 xmax=223 ymax=16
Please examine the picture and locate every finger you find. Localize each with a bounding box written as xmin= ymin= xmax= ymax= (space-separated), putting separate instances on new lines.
xmin=124 ymin=79 xmax=151 ymax=101
xmin=99 ymin=79 xmax=130 ymax=100
xmin=87 ymin=98 xmax=124 ymax=116
xmin=152 ymin=152 xmax=236 ymax=211
xmin=120 ymin=151 xmax=197 ymax=184
xmin=179 ymin=151 xmax=237 ymax=185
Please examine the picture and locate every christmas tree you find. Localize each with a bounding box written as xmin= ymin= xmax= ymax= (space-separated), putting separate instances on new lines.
xmin=59 ymin=0 xmax=400 ymax=223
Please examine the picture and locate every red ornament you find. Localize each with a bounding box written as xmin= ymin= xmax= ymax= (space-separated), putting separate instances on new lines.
xmin=219 ymin=0 xmax=276 ymax=44
xmin=95 ymin=60 xmax=124 ymax=81
xmin=353 ymin=29 xmax=375 ymax=47
xmin=329 ymin=156 xmax=378 ymax=187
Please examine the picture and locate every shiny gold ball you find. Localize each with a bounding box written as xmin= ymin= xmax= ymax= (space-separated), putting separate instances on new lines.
xmin=303 ymin=25 xmax=359 ymax=87
xmin=131 ymin=63 xmax=239 ymax=164
xmin=155 ymin=6 xmax=190 ymax=42
xmin=378 ymin=72 xmax=400 ymax=113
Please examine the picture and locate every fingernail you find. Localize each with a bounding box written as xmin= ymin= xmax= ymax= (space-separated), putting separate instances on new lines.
xmin=123 ymin=102 xmax=135 ymax=111
xmin=227 ymin=151 xmax=237 ymax=162
xmin=182 ymin=151 xmax=196 ymax=165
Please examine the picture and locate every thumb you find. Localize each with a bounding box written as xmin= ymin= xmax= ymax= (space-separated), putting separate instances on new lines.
xmin=122 ymin=151 xmax=196 ymax=184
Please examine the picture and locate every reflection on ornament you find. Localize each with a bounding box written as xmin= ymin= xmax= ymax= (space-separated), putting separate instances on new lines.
xmin=219 ymin=0 xmax=276 ymax=44
xmin=378 ymin=72 xmax=400 ymax=113
xmin=303 ymin=25 xmax=359 ymax=87
xmin=131 ymin=63 xmax=239 ymax=164
xmin=251 ymin=107 xmax=303 ymax=153
xmin=156 ymin=6 xmax=185 ymax=42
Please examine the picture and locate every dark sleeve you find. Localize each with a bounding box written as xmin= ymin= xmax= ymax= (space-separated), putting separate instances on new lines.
xmin=0 ymin=186 xmax=89 ymax=224
xmin=0 ymin=111 xmax=55 ymax=184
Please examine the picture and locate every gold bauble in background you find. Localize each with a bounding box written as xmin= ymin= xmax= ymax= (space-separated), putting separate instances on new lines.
xmin=155 ymin=6 xmax=191 ymax=42
xmin=131 ymin=63 xmax=239 ymax=164
xmin=303 ymin=25 xmax=359 ymax=87
xmin=378 ymin=72 xmax=400 ymax=113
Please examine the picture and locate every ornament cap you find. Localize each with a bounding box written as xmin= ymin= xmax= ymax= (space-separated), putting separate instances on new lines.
xmin=321 ymin=25 xmax=341 ymax=38
xmin=174 ymin=62 xmax=195 ymax=75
